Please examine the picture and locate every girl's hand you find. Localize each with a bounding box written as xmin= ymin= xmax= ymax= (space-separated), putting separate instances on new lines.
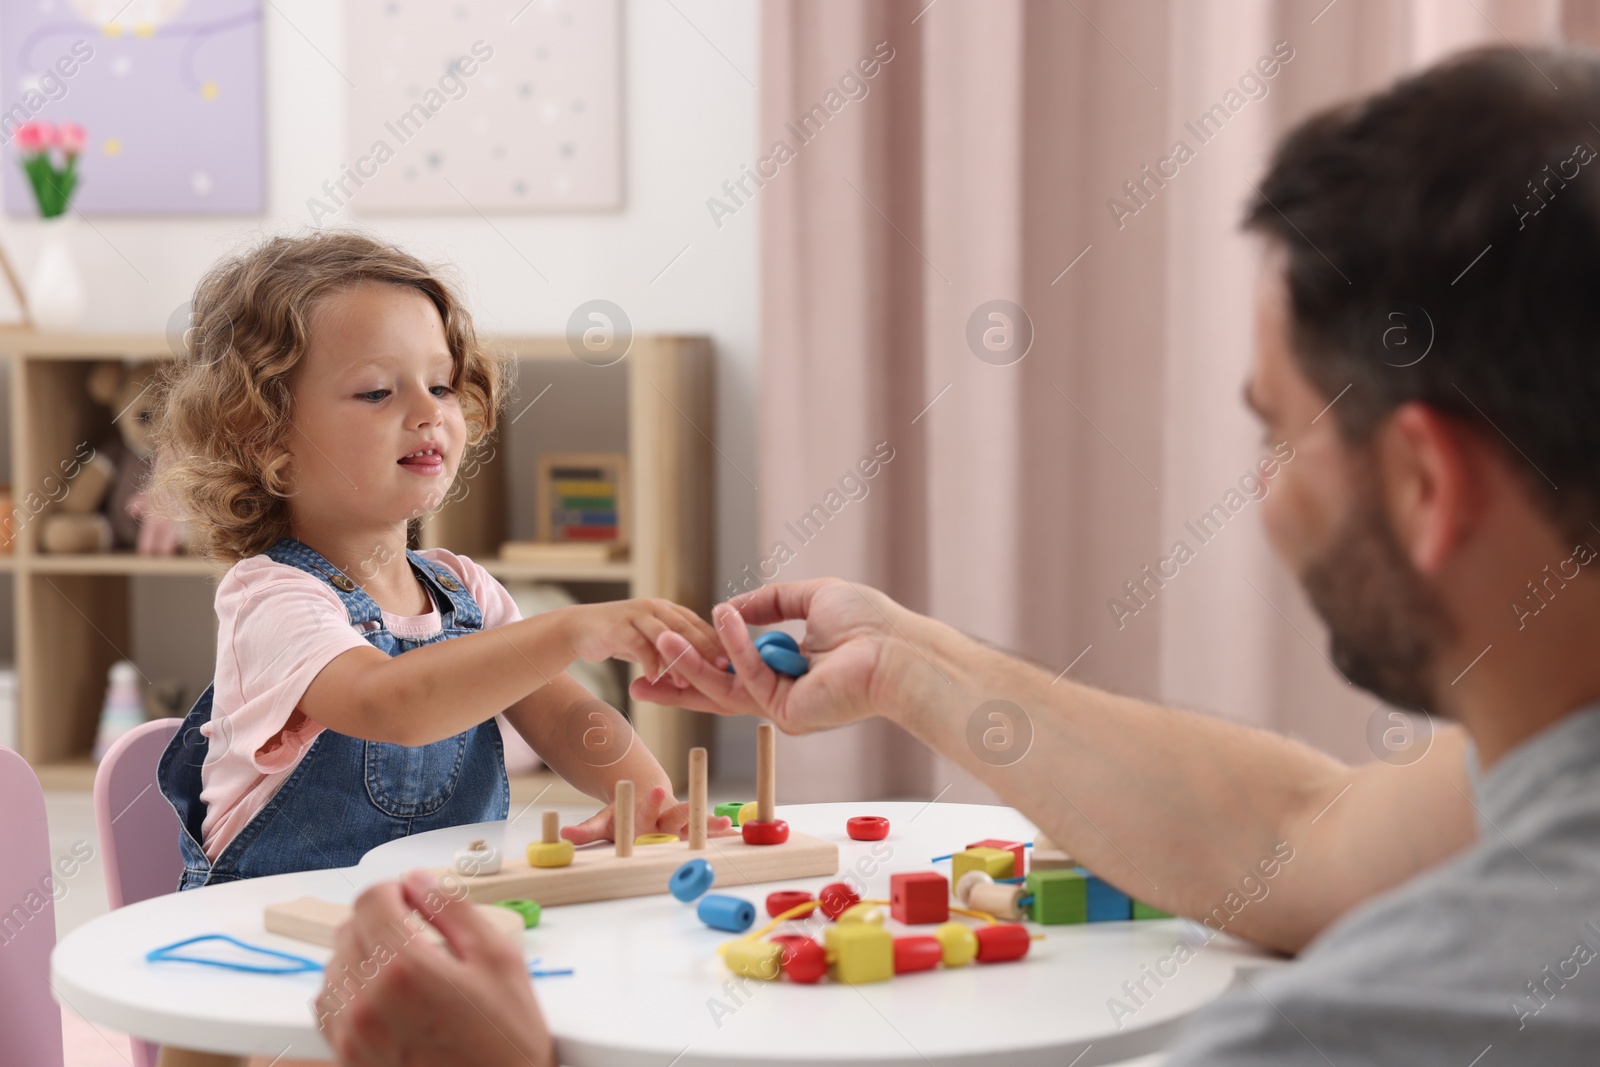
xmin=628 ymin=579 xmax=911 ymax=735
xmin=560 ymin=598 xmax=727 ymax=684
xmin=560 ymin=782 xmax=735 ymax=846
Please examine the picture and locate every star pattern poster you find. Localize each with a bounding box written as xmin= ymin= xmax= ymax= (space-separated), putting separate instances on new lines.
xmin=340 ymin=0 xmax=621 ymax=215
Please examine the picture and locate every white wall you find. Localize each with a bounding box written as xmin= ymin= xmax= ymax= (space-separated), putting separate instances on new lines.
xmin=0 ymin=1 xmax=761 ymax=717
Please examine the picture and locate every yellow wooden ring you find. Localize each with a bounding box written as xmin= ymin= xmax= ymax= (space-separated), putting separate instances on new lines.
xmin=635 ymin=832 xmax=679 ymax=845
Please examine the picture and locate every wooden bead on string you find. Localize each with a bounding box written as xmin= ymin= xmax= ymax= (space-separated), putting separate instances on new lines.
xmin=967 ymin=881 xmax=1028 ymax=921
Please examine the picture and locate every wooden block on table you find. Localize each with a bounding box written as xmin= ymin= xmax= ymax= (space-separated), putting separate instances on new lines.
xmin=825 ymin=922 xmax=894 ymax=984
xmin=1031 ymin=831 xmax=1074 ymax=871
xmin=966 ymin=838 xmax=1027 ymax=879
xmin=444 ymin=830 xmax=839 ymax=907
xmin=1132 ymin=900 xmax=1174 ymax=920
xmin=264 ymin=896 xmax=525 ymax=949
xmin=1085 ymin=875 xmax=1133 ymax=922
xmin=889 ymin=871 xmax=950 ymax=925
xmin=1025 ymin=869 xmax=1087 ymax=925
xmin=952 ymin=847 xmax=1015 ymax=886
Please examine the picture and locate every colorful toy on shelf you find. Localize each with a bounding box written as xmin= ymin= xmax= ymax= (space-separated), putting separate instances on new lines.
xmin=398 ymin=725 xmax=836 ymax=909
xmin=92 ymin=660 xmax=145 ymax=762
xmin=847 ymin=815 xmax=890 ymax=841
xmin=889 ymin=871 xmax=949 ymax=925
xmin=724 ymin=630 xmax=811 ymax=678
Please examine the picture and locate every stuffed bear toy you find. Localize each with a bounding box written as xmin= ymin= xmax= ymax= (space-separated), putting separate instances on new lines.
xmin=41 ymin=361 xmax=183 ymax=555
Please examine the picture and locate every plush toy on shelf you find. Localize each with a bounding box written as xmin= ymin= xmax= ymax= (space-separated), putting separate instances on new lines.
xmin=41 ymin=361 xmax=185 ymax=555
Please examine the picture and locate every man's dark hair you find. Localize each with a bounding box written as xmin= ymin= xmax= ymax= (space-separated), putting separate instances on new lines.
xmin=1244 ymin=44 xmax=1600 ymax=543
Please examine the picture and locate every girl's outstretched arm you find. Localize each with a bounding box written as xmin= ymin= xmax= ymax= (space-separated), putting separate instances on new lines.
xmin=298 ymin=598 xmax=722 ymax=747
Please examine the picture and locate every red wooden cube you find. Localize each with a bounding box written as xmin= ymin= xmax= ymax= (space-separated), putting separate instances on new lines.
xmin=967 ymin=838 xmax=1026 ymax=879
xmin=890 ymin=872 xmax=950 ymax=925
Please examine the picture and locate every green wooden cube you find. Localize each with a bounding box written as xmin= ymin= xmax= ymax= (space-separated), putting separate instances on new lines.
xmin=715 ymin=801 xmax=747 ymax=826
xmin=1132 ymin=900 xmax=1173 ymax=920
xmin=1025 ymin=869 xmax=1087 ymax=925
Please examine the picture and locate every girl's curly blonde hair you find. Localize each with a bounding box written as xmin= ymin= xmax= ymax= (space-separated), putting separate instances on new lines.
xmin=154 ymin=230 xmax=510 ymax=562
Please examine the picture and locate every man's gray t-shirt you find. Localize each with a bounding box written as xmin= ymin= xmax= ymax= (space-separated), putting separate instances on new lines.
xmin=1167 ymin=704 xmax=1600 ymax=1065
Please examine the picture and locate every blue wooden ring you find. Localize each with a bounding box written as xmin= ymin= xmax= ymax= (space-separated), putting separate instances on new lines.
xmin=759 ymin=645 xmax=810 ymax=677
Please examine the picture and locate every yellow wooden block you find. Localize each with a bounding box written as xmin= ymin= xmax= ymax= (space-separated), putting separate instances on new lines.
xmin=722 ymin=939 xmax=783 ymax=980
xmin=951 ymin=847 xmax=1014 ymax=886
xmin=933 ymin=921 xmax=978 ymax=967
xmin=738 ymin=801 xmax=760 ymax=826
xmin=526 ymin=840 xmax=575 ymax=868
xmin=825 ymin=923 xmax=893 ymax=984
xmin=635 ymin=833 xmax=678 ymax=846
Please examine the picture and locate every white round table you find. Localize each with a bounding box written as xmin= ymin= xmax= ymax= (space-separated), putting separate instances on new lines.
xmin=53 ymin=802 xmax=1277 ymax=1065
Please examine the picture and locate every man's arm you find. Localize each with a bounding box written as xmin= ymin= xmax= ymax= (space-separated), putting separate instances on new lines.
xmin=903 ymin=616 xmax=1477 ymax=953
xmin=635 ymin=578 xmax=1478 ymax=955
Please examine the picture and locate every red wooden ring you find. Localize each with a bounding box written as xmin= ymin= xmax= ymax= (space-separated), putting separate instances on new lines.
xmin=846 ymin=815 xmax=890 ymax=841
xmin=741 ymin=818 xmax=790 ymax=845
xmin=766 ymin=890 xmax=815 ymax=918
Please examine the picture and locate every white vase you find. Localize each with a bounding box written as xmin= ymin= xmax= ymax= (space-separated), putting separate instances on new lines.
xmin=27 ymin=214 xmax=87 ymax=331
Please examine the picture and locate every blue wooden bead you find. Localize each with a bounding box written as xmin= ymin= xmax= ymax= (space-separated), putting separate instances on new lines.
xmin=754 ymin=631 xmax=800 ymax=653
xmin=670 ymin=858 xmax=715 ymax=902
xmin=723 ymin=639 xmax=811 ymax=678
xmin=759 ymin=645 xmax=809 ymax=677
xmin=698 ymin=893 xmax=756 ymax=932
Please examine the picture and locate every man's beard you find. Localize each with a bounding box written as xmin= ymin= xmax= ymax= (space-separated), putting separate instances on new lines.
xmin=1298 ymin=479 xmax=1455 ymax=716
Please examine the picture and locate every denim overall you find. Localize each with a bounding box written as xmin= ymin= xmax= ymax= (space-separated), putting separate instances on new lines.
xmin=158 ymin=537 xmax=508 ymax=889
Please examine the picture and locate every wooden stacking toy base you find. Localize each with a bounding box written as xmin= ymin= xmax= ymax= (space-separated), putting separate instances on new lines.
xmin=444 ymin=829 xmax=838 ymax=907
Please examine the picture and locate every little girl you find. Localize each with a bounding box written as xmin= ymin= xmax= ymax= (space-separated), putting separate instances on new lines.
xmin=153 ymin=230 xmax=728 ymax=888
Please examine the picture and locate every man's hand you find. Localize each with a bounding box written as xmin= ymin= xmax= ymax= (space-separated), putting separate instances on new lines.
xmin=316 ymin=870 xmax=554 ymax=1067
xmin=629 ymin=578 xmax=916 ymax=733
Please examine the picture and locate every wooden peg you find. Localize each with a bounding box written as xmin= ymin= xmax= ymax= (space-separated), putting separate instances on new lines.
xmin=542 ymin=810 xmax=559 ymax=844
xmin=615 ymin=779 xmax=634 ymax=857
xmin=689 ymin=746 xmax=708 ymax=850
xmin=757 ymin=722 xmax=775 ymax=824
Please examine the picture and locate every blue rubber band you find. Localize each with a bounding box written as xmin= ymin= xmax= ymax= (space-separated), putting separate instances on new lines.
xmin=526 ymin=957 xmax=575 ymax=978
xmin=146 ymin=934 xmax=324 ymax=975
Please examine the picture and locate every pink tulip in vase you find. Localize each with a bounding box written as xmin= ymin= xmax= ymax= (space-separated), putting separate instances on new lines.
xmin=14 ymin=120 xmax=87 ymax=329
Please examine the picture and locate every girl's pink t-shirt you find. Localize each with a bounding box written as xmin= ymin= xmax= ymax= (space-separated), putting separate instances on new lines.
xmin=198 ymin=548 xmax=525 ymax=861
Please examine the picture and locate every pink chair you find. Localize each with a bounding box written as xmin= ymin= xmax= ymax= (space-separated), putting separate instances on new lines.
xmin=0 ymin=745 xmax=64 ymax=1067
xmin=93 ymin=718 xmax=184 ymax=1067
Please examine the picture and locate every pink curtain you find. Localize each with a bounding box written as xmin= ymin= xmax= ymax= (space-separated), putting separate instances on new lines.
xmin=759 ymin=0 xmax=1579 ymax=802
